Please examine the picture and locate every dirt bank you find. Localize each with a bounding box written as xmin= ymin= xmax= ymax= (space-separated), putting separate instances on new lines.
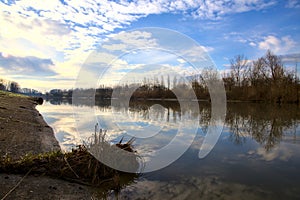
xmin=0 ymin=91 xmax=60 ymax=160
xmin=0 ymin=91 xmax=99 ymax=199
xmin=0 ymin=91 xmax=138 ymax=199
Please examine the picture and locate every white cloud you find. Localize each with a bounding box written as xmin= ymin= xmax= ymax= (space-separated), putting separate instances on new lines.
xmin=177 ymin=58 xmax=186 ymax=63
xmin=0 ymin=0 xmax=277 ymax=55
xmin=0 ymin=0 xmax=278 ymax=58
xmin=249 ymin=42 xmax=257 ymax=47
xmin=286 ymin=0 xmax=300 ymax=8
xmin=104 ymin=30 xmax=158 ymax=52
xmin=0 ymin=11 xmax=71 ymax=57
xmin=280 ymin=53 xmax=300 ymax=64
xmin=224 ymin=31 xmax=257 ymax=47
xmin=191 ymin=0 xmax=276 ymax=20
xmin=0 ymin=54 xmax=57 ymax=76
xmin=258 ymin=35 xmax=296 ymax=54
xmin=0 ymin=0 xmax=278 ymax=90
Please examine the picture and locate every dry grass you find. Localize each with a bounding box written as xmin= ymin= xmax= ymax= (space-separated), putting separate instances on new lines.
xmin=0 ymin=126 xmax=139 ymax=188
xmin=0 ymin=90 xmax=28 ymax=99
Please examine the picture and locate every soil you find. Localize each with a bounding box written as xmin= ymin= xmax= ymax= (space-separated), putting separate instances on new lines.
xmin=0 ymin=91 xmax=60 ymax=159
xmin=0 ymin=174 xmax=98 ymax=200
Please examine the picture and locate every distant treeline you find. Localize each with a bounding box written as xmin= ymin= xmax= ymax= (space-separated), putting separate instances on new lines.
xmin=221 ymin=50 xmax=299 ymax=104
xmin=47 ymin=50 xmax=299 ymax=104
xmin=0 ymin=78 xmax=20 ymax=93
xmin=0 ymin=78 xmax=42 ymax=96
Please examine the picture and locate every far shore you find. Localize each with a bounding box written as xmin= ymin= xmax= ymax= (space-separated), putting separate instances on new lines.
xmin=46 ymin=95 xmax=300 ymax=105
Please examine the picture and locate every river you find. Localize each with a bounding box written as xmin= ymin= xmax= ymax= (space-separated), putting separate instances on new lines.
xmin=37 ymin=100 xmax=300 ymax=199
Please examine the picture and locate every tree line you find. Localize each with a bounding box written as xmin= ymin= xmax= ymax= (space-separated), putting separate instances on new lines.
xmin=221 ymin=50 xmax=299 ymax=103
xmin=45 ymin=50 xmax=300 ymax=104
xmin=0 ymin=78 xmax=21 ymax=93
xmin=0 ymin=78 xmax=42 ymax=96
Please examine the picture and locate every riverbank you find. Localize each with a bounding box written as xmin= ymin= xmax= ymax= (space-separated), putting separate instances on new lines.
xmin=0 ymin=92 xmax=96 ymax=199
xmin=0 ymin=91 xmax=139 ymax=199
xmin=0 ymin=91 xmax=60 ymax=160
xmin=0 ymin=91 xmax=92 ymax=199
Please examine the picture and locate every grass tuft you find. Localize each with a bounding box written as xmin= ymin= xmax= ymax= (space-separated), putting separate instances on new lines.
xmin=0 ymin=126 xmax=139 ymax=189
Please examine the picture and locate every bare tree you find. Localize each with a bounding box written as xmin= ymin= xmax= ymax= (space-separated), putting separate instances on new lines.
xmin=173 ymin=75 xmax=177 ymax=88
xmin=230 ymin=54 xmax=249 ymax=87
xmin=160 ymin=75 xmax=165 ymax=88
xmin=250 ymin=57 xmax=267 ymax=86
xmin=167 ymin=75 xmax=170 ymax=90
xmin=263 ymin=50 xmax=284 ymax=83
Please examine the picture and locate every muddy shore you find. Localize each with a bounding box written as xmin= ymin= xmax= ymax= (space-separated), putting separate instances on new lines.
xmin=0 ymin=91 xmax=104 ymax=199
xmin=0 ymin=91 xmax=60 ymax=159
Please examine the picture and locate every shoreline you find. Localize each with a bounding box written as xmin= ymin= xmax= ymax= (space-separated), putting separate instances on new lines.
xmin=0 ymin=91 xmax=97 ymax=199
xmin=0 ymin=91 xmax=60 ymax=160
xmin=0 ymin=91 xmax=138 ymax=199
xmin=48 ymin=95 xmax=300 ymax=105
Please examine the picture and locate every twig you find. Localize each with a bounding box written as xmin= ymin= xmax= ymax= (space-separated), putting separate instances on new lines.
xmin=1 ymin=167 xmax=32 ymax=200
xmin=61 ymin=177 xmax=92 ymax=186
xmin=61 ymin=177 xmax=113 ymax=186
xmin=63 ymin=156 xmax=80 ymax=178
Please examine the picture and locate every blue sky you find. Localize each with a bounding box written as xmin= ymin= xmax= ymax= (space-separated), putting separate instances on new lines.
xmin=0 ymin=0 xmax=300 ymax=91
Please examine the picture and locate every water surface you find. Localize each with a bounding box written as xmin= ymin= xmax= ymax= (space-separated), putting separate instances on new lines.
xmin=38 ymin=100 xmax=300 ymax=199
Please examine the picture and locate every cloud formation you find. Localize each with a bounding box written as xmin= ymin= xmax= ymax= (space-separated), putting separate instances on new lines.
xmin=258 ymin=35 xmax=296 ymax=54
xmin=1 ymin=0 xmax=295 ymax=90
xmin=286 ymin=0 xmax=300 ymax=8
xmin=192 ymin=0 xmax=276 ymax=19
xmin=0 ymin=52 xmax=57 ymax=76
xmin=0 ymin=0 xmax=277 ymax=56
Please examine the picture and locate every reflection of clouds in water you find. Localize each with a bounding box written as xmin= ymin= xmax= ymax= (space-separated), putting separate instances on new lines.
xmin=39 ymin=102 xmax=201 ymax=155
xmin=39 ymin=102 xmax=299 ymax=161
xmin=112 ymin=176 xmax=288 ymax=200
xmin=55 ymin=131 xmax=73 ymax=142
xmin=98 ymin=104 xmax=190 ymax=134
xmin=40 ymin=102 xmax=298 ymax=163
xmin=41 ymin=102 xmax=201 ymax=171
xmin=38 ymin=102 xmax=82 ymax=151
xmin=38 ymin=102 xmax=300 ymax=197
xmin=255 ymin=143 xmax=295 ymax=162
xmin=235 ymin=141 xmax=297 ymax=162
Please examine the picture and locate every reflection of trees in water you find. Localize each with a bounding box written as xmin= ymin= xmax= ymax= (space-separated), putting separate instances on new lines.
xmin=109 ymin=101 xmax=299 ymax=152
xmin=198 ymin=102 xmax=211 ymax=134
xmin=227 ymin=115 xmax=248 ymax=145
xmin=47 ymin=98 xmax=299 ymax=151
xmin=47 ymin=97 xmax=72 ymax=105
xmin=226 ymin=103 xmax=299 ymax=151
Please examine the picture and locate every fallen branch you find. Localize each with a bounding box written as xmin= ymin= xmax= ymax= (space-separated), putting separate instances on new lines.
xmin=1 ymin=167 xmax=32 ymax=200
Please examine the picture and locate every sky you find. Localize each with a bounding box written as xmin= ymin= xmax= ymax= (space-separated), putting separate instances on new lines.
xmin=0 ymin=0 xmax=300 ymax=92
